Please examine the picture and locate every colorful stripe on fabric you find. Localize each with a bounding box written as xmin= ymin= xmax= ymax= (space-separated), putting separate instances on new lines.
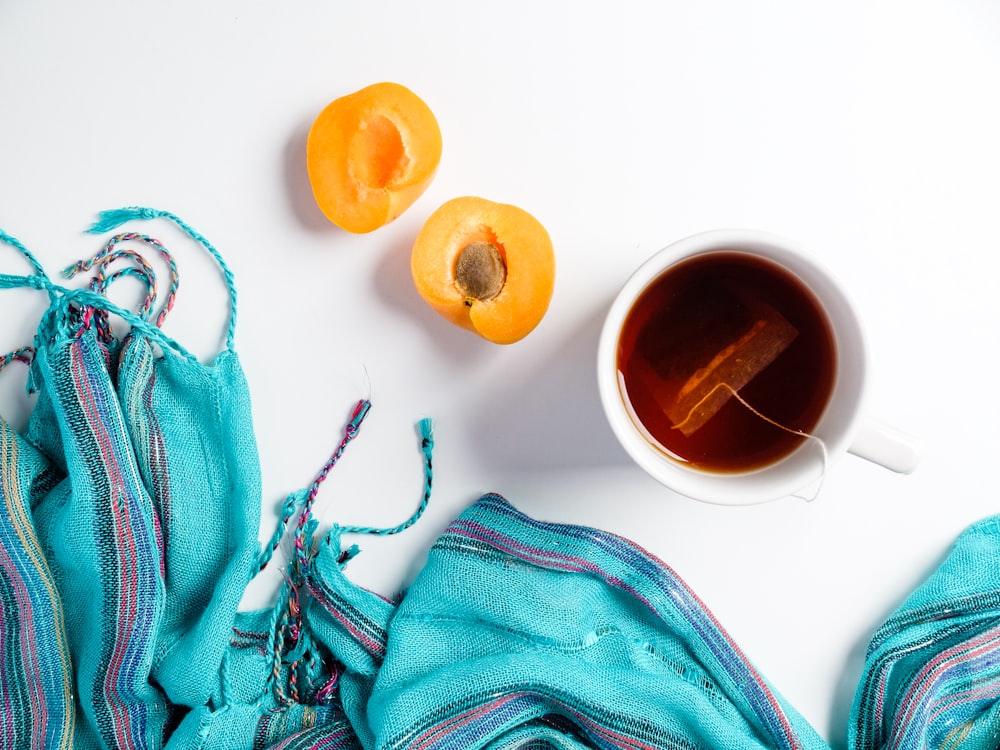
xmin=0 ymin=423 xmax=75 ymax=749
xmin=398 ymin=687 xmax=698 ymax=750
xmin=887 ymin=624 xmax=1000 ymax=749
xmin=118 ymin=340 xmax=170 ymax=580
xmin=53 ymin=335 xmax=168 ymax=747
xmin=265 ymin=725 xmax=362 ymax=750
xmin=255 ymin=709 xmax=360 ymax=750
xmin=852 ymin=615 xmax=994 ymax=748
xmin=306 ymin=573 xmax=389 ymax=662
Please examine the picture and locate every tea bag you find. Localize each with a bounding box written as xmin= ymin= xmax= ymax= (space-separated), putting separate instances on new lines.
xmin=636 ymin=282 xmax=798 ymax=436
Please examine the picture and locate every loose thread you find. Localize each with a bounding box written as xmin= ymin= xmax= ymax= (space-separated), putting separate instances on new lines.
xmin=49 ymin=284 xmax=199 ymax=363
xmin=303 ymin=649 xmax=322 ymax=700
xmin=257 ymin=399 xmax=371 ymax=600
xmin=96 ymin=266 xmax=157 ymax=313
xmin=269 ymin=570 xmax=297 ymax=708
xmin=675 ymin=381 xmax=829 ymax=502
xmin=0 ymin=233 xmax=196 ymax=363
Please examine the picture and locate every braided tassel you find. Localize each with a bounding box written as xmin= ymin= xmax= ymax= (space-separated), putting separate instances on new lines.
xmin=0 ymin=347 xmax=35 ymax=373
xmin=84 ymin=207 xmax=165 ymax=235
xmin=85 ymin=206 xmax=238 ymax=350
xmin=333 ymin=417 xmax=435 ymax=540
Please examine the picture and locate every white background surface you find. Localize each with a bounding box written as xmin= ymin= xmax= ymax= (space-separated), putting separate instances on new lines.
xmin=2 ymin=2 xmax=999 ymax=746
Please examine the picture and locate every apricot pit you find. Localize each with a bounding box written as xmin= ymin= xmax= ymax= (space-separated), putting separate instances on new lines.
xmin=307 ymin=82 xmax=442 ymax=234
xmin=411 ymin=196 xmax=555 ymax=344
xmin=455 ymin=242 xmax=506 ymax=303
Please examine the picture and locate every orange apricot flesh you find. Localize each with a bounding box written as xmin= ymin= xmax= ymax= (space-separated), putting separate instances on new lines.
xmin=307 ymin=82 xmax=442 ymax=234
xmin=411 ymin=196 xmax=555 ymax=344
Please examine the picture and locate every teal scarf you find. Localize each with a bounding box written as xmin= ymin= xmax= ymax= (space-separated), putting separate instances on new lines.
xmin=2 ymin=209 xmax=998 ymax=749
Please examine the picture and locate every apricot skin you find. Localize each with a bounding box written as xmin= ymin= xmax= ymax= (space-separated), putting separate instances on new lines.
xmin=307 ymin=82 xmax=442 ymax=234
xmin=411 ymin=196 xmax=555 ymax=344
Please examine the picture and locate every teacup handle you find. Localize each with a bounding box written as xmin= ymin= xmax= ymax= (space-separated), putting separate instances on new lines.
xmin=848 ymin=418 xmax=922 ymax=474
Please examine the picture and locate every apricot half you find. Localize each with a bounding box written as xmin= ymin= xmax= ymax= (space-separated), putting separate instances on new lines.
xmin=411 ymin=196 xmax=555 ymax=344
xmin=307 ymin=82 xmax=442 ymax=233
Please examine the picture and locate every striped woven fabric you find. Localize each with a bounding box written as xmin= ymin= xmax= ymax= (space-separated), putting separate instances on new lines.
xmin=368 ymin=493 xmax=830 ymax=750
xmin=32 ymin=325 xmax=173 ymax=748
xmin=850 ymin=516 xmax=1000 ymax=750
xmin=0 ymin=417 xmax=74 ymax=749
xmin=114 ymin=332 xmax=263 ymax=713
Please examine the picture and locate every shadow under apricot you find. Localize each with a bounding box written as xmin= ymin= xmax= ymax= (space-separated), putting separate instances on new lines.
xmin=283 ymin=118 xmax=342 ymax=235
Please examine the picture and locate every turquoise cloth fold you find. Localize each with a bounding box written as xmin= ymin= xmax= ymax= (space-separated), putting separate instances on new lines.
xmin=370 ymin=492 xmax=829 ymax=750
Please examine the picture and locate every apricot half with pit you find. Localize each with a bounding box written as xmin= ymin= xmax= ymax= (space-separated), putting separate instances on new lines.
xmin=307 ymin=82 xmax=442 ymax=233
xmin=411 ymin=196 xmax=555 ymax=344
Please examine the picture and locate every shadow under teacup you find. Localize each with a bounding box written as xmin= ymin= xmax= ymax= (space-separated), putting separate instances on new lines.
xmin=597 ymin=229 xmax=920 ymax=505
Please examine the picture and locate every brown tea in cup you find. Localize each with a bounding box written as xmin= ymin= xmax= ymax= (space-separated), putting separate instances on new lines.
xmin=616 ymin=250 xmax=836 ymax=473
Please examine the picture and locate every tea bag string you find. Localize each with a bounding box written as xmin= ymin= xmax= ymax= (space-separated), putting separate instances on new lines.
xmin=85 ymin=207 xmax=238 ymax=351
xmin=678 ymin=381 xmax=830 ymax=502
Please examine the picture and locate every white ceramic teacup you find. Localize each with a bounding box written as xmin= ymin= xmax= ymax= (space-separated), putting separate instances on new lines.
xmin=597 ymin=229 xmax=920 ymax=505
